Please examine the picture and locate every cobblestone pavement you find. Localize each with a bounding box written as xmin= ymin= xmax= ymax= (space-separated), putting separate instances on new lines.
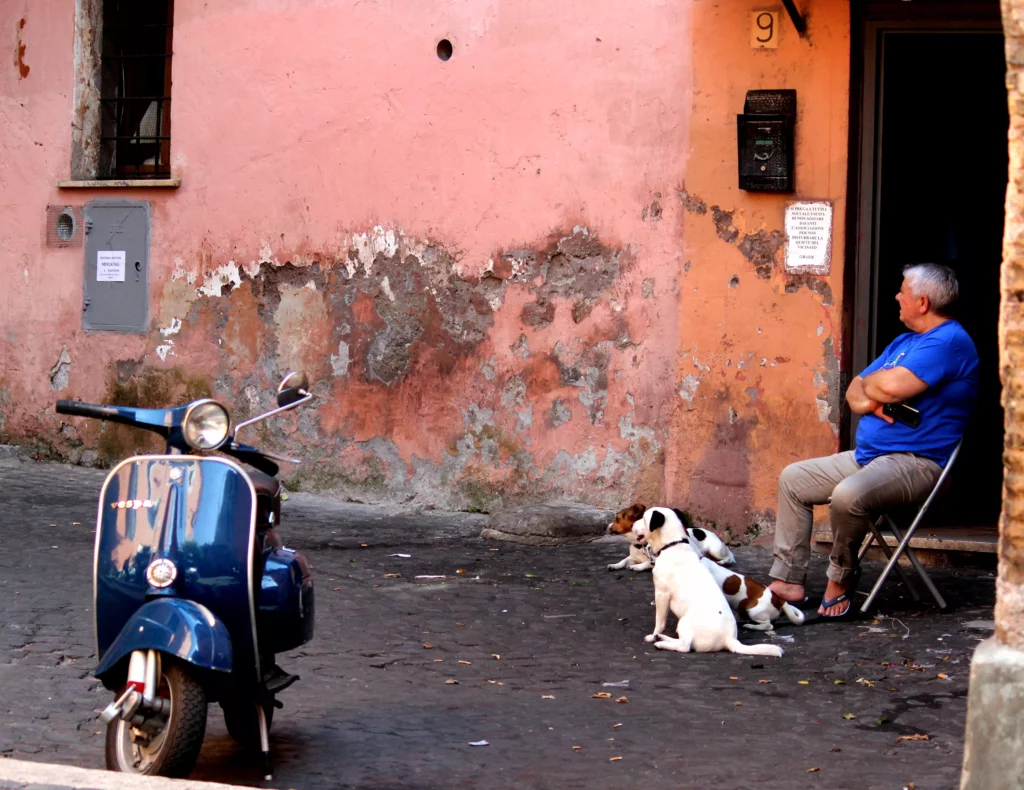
xmin=0 ymin=459 xmax=997 ymax=790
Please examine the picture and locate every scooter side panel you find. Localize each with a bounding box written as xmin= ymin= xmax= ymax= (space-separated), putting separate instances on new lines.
xmin=259 ymin=547 xmax=315 ymax=654
xmin=95 ymin=457 xmax=259 ymax=683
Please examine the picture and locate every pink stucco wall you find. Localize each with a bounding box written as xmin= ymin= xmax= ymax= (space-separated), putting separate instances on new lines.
xmin=0 ymin=0 xmax=848 ymax=537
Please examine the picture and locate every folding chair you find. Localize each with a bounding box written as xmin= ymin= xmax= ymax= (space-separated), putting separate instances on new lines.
xmin=858 ymin=439 xmax=963 ymax=613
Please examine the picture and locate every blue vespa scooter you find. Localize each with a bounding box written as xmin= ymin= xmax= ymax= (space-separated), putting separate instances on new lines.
xmin=56 ymin=372 xmax=316 ymax=780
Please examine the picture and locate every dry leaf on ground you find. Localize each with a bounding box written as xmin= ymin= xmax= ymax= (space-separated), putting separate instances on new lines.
xmin=491 ymin=654 xmax=501 ymax=660
xmin=615 ymin=696 xmax=629 ymax=703
xmin=423 ymin=643 xmax=434 ymax=649
xmin=842 ymin=713 xmax=856 ymax=720
xmin=542 ymin=695 xmax=555 ymax=699
xmin=937 ymin=673 xmax=948 ymax=679
xmin=445 ymin=679 xmax=459 ymax=685
xmin=798 ymin=680 xmax=810 ymax=685
xmin=729 ymin=676 xmax=739 ymax=681
xmin=592 ymin=692 xmax=612 ymax=699
xmin=758 ymin=679 xmax=772 ymax=684
xmin=806 ymin=767 xmax=820 ymax=773
xmin=459 ymin=660 xmax=472 ymax=665
xmin=613 ymin=723 xmax=622 ymax=728
xmin=610 ymin=757 xmax=622 ymax=762
xmin=572 ymin=745 xmax=582 ymax=751
xmin=896 ymin=734 xmax=930 ymax=743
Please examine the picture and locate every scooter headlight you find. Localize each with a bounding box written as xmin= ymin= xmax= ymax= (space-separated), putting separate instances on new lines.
xmin=146 ymin=558 xmax=178 ymax=588
xmin=182 ymin=400 xmax=230 ymax=450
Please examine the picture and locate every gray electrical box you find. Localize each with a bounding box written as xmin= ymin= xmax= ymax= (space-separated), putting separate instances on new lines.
xmin=83 ymin=199 xmax=150 ymax=333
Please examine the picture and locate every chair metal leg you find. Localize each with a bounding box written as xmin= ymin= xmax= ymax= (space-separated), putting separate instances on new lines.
xmin=861 ymin=512 xmax=947 ymax=613
xmin=883 ymin=516 xmax=947 ymax=609
xmin=861 ymin=517 xmax=921 ymax=602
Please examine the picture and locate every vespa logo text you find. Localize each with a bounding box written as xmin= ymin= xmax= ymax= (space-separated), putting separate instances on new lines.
xmin=111 ymin=499 xmax=157 ymax=510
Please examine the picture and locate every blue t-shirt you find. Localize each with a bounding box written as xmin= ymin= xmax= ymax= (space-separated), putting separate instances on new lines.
xmin=855 ymin=320 xmax=979 ymax=467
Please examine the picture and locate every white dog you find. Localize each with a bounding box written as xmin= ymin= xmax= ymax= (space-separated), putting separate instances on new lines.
xmin=606 ymin=503 xmax=735 ymax=572
xmin=699 ymin=558 xmax=805 ymax=631
xmin=632 ymin=507 xmax=783 ymax=657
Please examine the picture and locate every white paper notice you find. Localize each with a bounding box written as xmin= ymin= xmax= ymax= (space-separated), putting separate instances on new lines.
xmin=97 ymin=250 xmax=126 ymax=282
xmin=784 ymin=201 xmax=833 ymax=275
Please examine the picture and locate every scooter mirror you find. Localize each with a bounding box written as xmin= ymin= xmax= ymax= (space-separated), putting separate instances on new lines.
xmin=277 ymin=371 xmax=310 ymax=408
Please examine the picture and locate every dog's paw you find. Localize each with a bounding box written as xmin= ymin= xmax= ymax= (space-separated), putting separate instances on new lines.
xmin=742 ymin=623 xmax=774 ymax=632
xmin=628 ymin=562 xmax=652 ymax=572
xmin=644 ymin=633 xmax=658 ymax=643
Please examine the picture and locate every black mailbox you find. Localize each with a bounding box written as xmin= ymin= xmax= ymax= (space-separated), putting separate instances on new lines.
xmin=737 ymin=89 xmax=796 ymax=192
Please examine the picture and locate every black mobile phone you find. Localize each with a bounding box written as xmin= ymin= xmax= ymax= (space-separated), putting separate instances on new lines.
xmin=883 ymin=402 xmax=921 ymax=428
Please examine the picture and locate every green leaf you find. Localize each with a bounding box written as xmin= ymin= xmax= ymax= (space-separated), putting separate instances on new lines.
xmin=876 ymin=715 xmax=890 ymax=725
xmin=842 ymin=713 xmax=856 ymax=720
xmin=834 ymin=679 xmax=846 ymax=685
xmin=525 ymin=573 xmax=537 ymax=578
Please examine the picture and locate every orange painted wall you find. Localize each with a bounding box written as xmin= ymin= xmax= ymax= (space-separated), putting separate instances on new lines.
xmin=666 ymin=0 xmax=850 ymax=537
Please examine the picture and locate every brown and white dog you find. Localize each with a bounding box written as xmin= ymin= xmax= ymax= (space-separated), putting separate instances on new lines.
xmin=698 ymin=559 xmax=805 ymax=631
xmin=607 ymin=503 xmax=736 ymax=571
xmin=632 ymin=507 xmax=783 ymax=657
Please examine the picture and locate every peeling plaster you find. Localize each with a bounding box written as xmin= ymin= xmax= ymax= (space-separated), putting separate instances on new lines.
xmin=49 ymin=348 xmax=71 ymax=391
xmin=678 ymin=374 xmax=700 ymax=410
xmin=198 ymin=261 xmax=243 ymax=297
xmin=330 ymin=341 xmax=351 ymax=377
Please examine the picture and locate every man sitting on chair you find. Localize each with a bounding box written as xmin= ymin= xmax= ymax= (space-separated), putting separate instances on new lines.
xmin=768 ymin=263 xmax=979 ymax=620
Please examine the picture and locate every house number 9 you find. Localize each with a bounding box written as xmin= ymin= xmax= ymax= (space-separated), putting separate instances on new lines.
xmin=751 ymin=10 xmax=779 ymax=49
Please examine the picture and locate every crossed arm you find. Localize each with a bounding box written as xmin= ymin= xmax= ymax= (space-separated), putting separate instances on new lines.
xmin=846 ymin=367 xmax=929 ymax=418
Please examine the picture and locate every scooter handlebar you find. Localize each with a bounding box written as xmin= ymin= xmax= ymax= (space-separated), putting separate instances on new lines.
xmin=56 ymin=400 xmax=121 ymax=420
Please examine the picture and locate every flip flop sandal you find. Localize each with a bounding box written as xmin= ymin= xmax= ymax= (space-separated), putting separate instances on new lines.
xmin=806 ymin=568 xmax=864 ymax=623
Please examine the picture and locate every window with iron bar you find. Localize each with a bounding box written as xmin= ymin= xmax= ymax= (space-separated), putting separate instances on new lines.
xmin=97 ymin=0 xmax=173 ymax=179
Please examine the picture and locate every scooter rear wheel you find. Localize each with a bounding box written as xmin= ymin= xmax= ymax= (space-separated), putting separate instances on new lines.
xmin=105 ymin=663 xmax=207 ymax=777
xmin=221 ymin=699 xmax=273 ymax=748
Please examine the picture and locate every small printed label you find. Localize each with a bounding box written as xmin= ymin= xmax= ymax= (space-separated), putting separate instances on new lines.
xmin=97 ymin=250 xmax=126 ymax=282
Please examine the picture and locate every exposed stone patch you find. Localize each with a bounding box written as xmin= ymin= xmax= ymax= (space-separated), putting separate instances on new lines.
xmin=813 ymin=336 xmax=841 ymax=436
xmin=513 ymin=227 xmax=630 ymax=328
xmin=710 ymin=206 xmax=739 ymax=244
xmin=641 ymin=198 xmax=663 ymax=222
xmin=49 ymin=348 xmax=71 ymax=391
xmin=551 ymin=341 xmax=613 ymax=425
xmin=785 ymin=272 xmax=834 ymax=305
xmin=330 ymin=341 xmax=351 ymax=377
xmin=728 ymin=274 xmax=740 ymax=289
xmin=738 ymin=229 xmax=785 ymax=280
xmin=550 ymin=399 xmax=572 ymax=426
xmin=677 ymin=188 xmax=708 ymax=215
xmin=641 ymin=278 xmax=655 ymax=298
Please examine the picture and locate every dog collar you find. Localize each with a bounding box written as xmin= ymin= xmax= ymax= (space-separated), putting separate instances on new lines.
xmin=654 ymin=538 xmax=689 ymax=557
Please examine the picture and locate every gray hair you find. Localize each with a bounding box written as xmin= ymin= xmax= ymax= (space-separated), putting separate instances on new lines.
xmin=902 ymin=263 xmax=959 ymax=316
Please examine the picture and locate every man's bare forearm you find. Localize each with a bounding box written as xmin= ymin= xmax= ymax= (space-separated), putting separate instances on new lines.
xmin=846 ymin=376 xmax=880 ymax=415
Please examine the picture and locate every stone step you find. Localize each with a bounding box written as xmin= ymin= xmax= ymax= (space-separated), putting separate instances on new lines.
xmin=813 ymin=524 xmax=998 ymax=567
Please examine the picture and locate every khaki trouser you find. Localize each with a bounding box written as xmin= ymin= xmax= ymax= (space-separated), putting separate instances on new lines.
xmin=770 ymin=451 xmax=942 ymax=586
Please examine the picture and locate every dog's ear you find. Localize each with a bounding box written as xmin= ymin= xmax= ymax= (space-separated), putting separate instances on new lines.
xmin=629 ymin=504 xmax=646 ymax=520
xmin=671 ymin=508 xmax=691 ymax=529
xmin=649 ymin=510 xmax=666 ymax=531
xmin=690 ymin=527 xmax=707 ymax=542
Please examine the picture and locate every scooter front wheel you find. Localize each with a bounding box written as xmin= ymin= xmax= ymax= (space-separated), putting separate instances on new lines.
xmin=105 ymin=663 xmax=207 ymax=777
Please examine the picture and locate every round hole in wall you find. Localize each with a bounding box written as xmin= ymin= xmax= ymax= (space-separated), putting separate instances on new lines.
xmin=436 ymin=39 xmax=453 ymax=61
xmin=56 ymin=210 xmax=76 ymax=241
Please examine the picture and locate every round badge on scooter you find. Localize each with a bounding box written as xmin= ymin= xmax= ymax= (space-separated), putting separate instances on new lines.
xmin=146 ymin=558 xmax=178 ymax=588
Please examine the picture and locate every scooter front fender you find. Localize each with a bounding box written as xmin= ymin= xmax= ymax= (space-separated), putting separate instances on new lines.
xmin=94 ymin=598 xmax=233 ymax=682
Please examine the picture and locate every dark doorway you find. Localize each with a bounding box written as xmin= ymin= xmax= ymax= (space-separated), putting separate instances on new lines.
xmin=851 ymin=5 xmax=1007 ymax=526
